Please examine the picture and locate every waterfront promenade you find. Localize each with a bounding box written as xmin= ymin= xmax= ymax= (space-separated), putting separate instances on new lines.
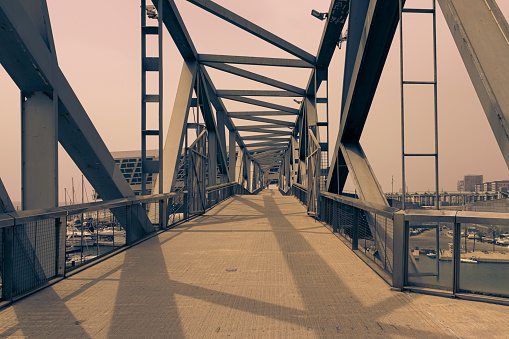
xmin=0 ymin=190 xmax=508 ymax=338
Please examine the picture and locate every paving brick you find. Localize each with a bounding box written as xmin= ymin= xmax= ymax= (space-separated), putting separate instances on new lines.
xmin=0 ymin=190 xmax=508 ymax=338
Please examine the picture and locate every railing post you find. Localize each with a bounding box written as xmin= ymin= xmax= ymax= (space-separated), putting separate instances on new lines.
xmin=55 ymin=217 xmax=65 ymax=277
xmin=393 ymin=211 xmax=406 ymax=289
xmin=319 ymin=195 xmax=325 ymax=222
xmin=2 ymin=226 xmax=14 ymax=301
xmin=352 ymin=207 xmax=359 ymax=250
xmin=453 ymin=222 xmax=461 ymax=295
xmin=332 ymin=201 xmax=338 ymax=233
xmin=183 ymin=192 xmax=188 ymax=220
xmin=125 ymin=204 xmax=134 ymax=246
xmin=160 ymin=199 xmax=167 ymax=230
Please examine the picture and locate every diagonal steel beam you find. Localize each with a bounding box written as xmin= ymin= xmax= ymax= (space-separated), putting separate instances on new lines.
xmin=240 ymin=135 xmax=290 ymax=141
xmin=244 ymin=141 xmax=288 ymax=148
xmin=153 ymin=0 xmax=197 ymax=60
xmin=229 ymin=111 xmax=298 ymax=117
xmin=187 ymin=0 xmax=315 ymax=64
xmin=327 ymin=0 xmax=401 ymax=200
xmin=156 ymin=61 xmax=198 ymax=193
xmin=151 ymin=2 xmax=260 ymax=170
xmin=198 ymin=54 xmax=313 ymax=68
xmin=438 ymin=0 xmax=509 ymax=167
xmin=217 ymin=90 xmax=300 ymax=97
xmin=236 ymin=128 xmax=292 ymax=135
xmin=236 ymin=124 xmax=289 ymax=130
xmin=198 ymin=71 xmax=230 ymax=177
xmin=222 ymin=96 xmax=299 ymax=114
xmin=0 ymin=1 xmax=134 ymax=200
xmin=250 ymin=147 xmax=284 ymax=154
xmin=252 ymin=152 xmax=285 ymax=159
xmin=341 ymin=141 xmax=387 ymax=205
xmin=0 ymin=1 xmax=154 ymax=235
xmin=230 ymin=115 xmax=295 ymax=127
xmin=305 ymin=0 xmax=350 ymax=96
xmin=202 ymin=62 xmax=306 ymax=95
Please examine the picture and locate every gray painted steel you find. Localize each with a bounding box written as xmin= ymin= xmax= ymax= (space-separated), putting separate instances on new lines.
xmin=21 ymin=92 xmax=58 ymax=210
xmin=158 ymin=61 xmax=197 ymax=193
xmin=438 ymin=0 xmax=509 ymax=167
xmin=327 ymin=0 xmax=401 ymax=200
xmin=187 ymin=0 xmax=315 ymax=64
xmin=203 ymin=62 xmax=306 ymax=95
xmin=216 ymin=90 xmax=300 ymax=97
xmin=198 ymin=54 xmax=313 ymax=68
xmin=0 ymin=178 xmax=14 ymax=213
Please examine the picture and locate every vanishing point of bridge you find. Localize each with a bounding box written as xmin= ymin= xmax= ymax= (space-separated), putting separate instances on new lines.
xmin=1 ymin=0 xmax=509 ymax=337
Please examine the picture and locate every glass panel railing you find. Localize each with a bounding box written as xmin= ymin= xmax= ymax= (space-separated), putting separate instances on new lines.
xmin=407 ymin=222 xmax=453 ymax=290
xmin=459 ymin=223 xmax=509 ymax=298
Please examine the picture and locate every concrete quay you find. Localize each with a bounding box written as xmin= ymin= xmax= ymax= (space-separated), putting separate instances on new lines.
xmin=1 ymin=190 xmax=508 ymax=338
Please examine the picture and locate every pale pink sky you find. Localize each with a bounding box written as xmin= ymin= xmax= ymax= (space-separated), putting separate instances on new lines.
xmin=0 ymin=0 xmax=508 ymax=204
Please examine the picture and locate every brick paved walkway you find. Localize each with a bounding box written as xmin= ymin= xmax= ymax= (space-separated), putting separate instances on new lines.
xmin=0 ymin=190 xmax=508 ymax=338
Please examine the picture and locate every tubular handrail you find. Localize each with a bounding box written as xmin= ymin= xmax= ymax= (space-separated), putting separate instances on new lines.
xmin=293 ymin=183 xmax=307 ymax=191
xmin=0 ymin=192 xmax=182 ymax=228
xmin=404 ymin=209 xmax=509 ymax=225
xmin=205 ymin=182 xmax=237 ymax=192
xmin=321 ymin=191 xmax=397 ymax=219
xmin=292 ymin=184 xmax=397 ymax=219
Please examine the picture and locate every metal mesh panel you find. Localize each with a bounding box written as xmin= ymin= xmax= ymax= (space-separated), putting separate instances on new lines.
xmin=316 ymin=194 xmax=395 ymax=276
xmin=359 ymin=213 xmax=394 ymax=274
xmin=339 ymin=203 xmax=353 ymax=242
xmin=12 ymin=219 xmax=57 ymax=296
xmin=168 ymin=195 xmax=185 ymax=226
xmin=320 ymin=150 xmax=328 ymax=192
xmin=66 ymin=207 xmax=128 ymax=272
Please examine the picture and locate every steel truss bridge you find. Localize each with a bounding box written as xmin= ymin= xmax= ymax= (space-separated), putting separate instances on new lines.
xmin=0 ymin=0 xmax=509 ymax=308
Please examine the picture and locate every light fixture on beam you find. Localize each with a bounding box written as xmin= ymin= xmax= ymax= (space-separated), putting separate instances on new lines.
xmin=146 ymin=5 xmax=158 ymax=19
xmin=337 ymin=30 xmax=348 ymax=49
xmin=311 ymin=9 xmax=328 ymax=21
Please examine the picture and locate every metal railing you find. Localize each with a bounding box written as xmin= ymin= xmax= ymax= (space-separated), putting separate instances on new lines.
xmin=287 ymin=183 xmax=509 ymax=303
xmin=0 ymin=182 xmax=253 ymax=302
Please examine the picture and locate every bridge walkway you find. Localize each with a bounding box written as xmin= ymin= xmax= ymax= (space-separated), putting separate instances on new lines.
xmin=0 ymin=190 xmax=508 ymax=338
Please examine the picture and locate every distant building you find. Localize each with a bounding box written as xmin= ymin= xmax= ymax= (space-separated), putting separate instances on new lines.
xmin=459 ymin=174 xmax=483 ymax=192
xmin=111 ymin=150 xmax=159 ymax=195
xmin=475 ymin=180 xmax=509 ymax=193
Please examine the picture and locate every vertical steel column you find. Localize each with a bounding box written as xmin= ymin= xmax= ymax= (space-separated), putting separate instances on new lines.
xmin=332 ymin=201 xmax=338 ymax=233
xmin=141 ymin=0 xmax=163 ymax=195
xmin=432 ymin=0 xmax=439 ymax=209
xmin=208 ymin=131 xmax=217 ymax=188
xmin=158 ymin=0 xmax=163 ymax=195
xmin=399 ymin=0 xmax=406 ymax=210
xmin=21 ymin=92 xmax=58 ymax=210
xmin=2 ymin=226 xmax=13 ymax=300
xmin=246 ymin=158 xmax=251 ymax=192
xmin=216 ymin=111 xmax=227 ymax=183
xmin=400 ymin=1 xmax=439 ymax=210
xmin=284 ymin=149 xmax=291 ymax=190
xmin=141 ymin=0 xmax=147 ymax=195
xmin=452 ymin=222 xmax=461 ymax=294
xmin=393 ymin=211 xmax=407 ymax=289
xmin=229 ymin=130 xmax=236 ymax=182
xmin=352 ymin=207 xmax=359 ymax=250
xmin=291 ymin=136 xmax=299 ymax=185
